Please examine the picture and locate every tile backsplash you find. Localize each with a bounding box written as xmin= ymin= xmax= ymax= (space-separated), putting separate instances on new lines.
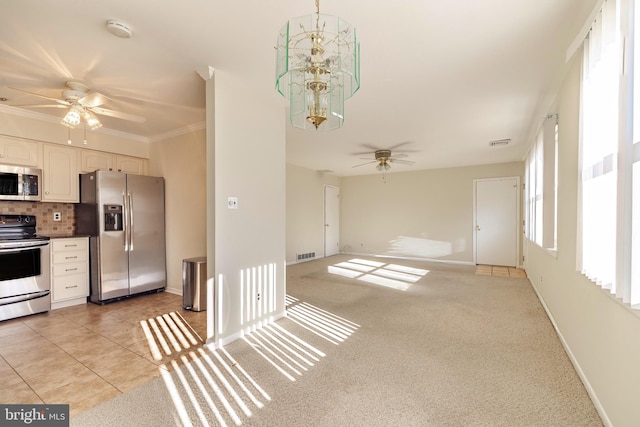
xmin=0 ymin=201 xmax=75 ymax=236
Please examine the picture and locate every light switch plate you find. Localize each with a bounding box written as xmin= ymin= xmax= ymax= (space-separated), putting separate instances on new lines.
xmin=227 ymin=197 xmax=238 ymax=209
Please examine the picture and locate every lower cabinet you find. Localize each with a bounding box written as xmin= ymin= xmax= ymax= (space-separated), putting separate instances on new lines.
xmin=50 ymin=237 xmax=89 ymax=309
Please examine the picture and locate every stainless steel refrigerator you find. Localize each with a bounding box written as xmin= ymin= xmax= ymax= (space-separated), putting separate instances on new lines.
xmin=76 ymin=171 xmax=166 ymax=303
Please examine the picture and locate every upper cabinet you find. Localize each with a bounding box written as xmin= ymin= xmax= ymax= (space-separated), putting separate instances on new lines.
xmin=116 ymin=156 xmax=146 ymax=175
xmin=0 ymin=137 xmax=40 ymax=167
xmin=80 ymin=150 xmax=146 ymax=175
xmin=42 ymin=144 xmax=79 ymax=202
xmin=80 ymin=150 xmax=114 ymax=173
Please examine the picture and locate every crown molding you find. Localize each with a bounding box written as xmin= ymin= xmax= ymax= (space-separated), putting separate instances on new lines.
xmin=148 ymin=121 xmax=206 ymax=143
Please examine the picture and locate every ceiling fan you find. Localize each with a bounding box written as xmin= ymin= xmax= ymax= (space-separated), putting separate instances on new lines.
xmin=352 ymin=149 xmax=415 ymax=171
xmin=9 ymin=80 xmax=145 ymax=129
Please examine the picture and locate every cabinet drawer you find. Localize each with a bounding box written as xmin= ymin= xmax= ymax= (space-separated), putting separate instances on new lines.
xmin=53 ymin=249 xmax=87 ymax=265
xmin=52 ymin=250 xmax=87 ymax=264
xmin=52 ymin=274 xmax=88 ymax=301
xmin=53 ymin=261 xmax=87 ymax=277
xmin=52 ymin=238 xmax=88 ymax=252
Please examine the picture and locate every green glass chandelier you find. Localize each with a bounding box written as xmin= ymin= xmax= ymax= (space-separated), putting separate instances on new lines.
xmin=276 ymin=0 xmax=360 ymax=131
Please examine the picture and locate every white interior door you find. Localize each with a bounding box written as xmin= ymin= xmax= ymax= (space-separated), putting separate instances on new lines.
xmin=324 ymin=185 xmax=340 ymax=257
xmin=474 ymin=177 xmax=519 ymax=267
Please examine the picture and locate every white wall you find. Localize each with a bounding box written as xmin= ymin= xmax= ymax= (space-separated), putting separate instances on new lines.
xmin=210 ymin=70 xmax=286 ymax=345
xmin=148 ymin=129 xmax=206 ymax=294
xmin=524 ymin=51 xmax=640 ymax=426
xmin=286 ymin=164 xmax=341 ymax=264
xmin=340 ymin=163 xmax=523 ymax=263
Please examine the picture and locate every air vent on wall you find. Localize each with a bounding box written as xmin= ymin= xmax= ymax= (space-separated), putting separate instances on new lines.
xmin=489 ymin=138 xmax=511 ymax=147
xmin=297 ymin=252 xmax=316 ymax=261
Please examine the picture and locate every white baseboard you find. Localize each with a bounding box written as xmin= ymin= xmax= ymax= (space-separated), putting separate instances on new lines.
xmin=341 ymin=251 xmax=476 ymax=266
xmin=164 ymin=287 xmax=182 ymax=296
xmin=527 ymin=277 xmax=611 ymax=427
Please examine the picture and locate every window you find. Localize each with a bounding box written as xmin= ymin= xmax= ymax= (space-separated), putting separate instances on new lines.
xmin=577 ymin=0 xmax=640 ymax=305
xmin=630 ymin=0 xmax=640 ymax=306
xmin=524 ymin=115 xmax=558 ymax=251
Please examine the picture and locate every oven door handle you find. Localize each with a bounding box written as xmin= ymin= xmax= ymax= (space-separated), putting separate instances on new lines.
xmin=0 ymin=241 xmax=50 ymax=252
xmin=0 ymin=290 xmax=50 ymax=307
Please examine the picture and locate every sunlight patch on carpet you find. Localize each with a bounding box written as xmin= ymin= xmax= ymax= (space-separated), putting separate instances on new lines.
xmin=159 ymin=346 xmax=271 ymax=427
xmin=327 ymin=258 xmax=429 ymax=291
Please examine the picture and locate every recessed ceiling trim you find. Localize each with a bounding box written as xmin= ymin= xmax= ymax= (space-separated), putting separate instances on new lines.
xmin=0 ymin=104 xmax=149 ymax=143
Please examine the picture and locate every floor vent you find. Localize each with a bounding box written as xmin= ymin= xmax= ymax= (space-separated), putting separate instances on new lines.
xmin=297 ymin=252 xmax=316 ymax=261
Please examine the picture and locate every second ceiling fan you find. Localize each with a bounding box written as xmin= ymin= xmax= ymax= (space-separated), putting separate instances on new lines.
xmin=352 ymin=149 xmax=415 ymax=171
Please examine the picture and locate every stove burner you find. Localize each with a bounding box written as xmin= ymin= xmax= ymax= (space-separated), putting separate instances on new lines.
xmin=0 ymin=214 xmax=48 ymax=242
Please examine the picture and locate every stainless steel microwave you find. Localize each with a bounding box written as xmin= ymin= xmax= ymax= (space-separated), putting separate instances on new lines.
xmin=0 ymin=165 xmax=42 ymax=201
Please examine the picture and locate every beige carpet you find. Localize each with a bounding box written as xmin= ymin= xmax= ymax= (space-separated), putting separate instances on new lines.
xmin=71 ymin=255 xmax=602 ymax=426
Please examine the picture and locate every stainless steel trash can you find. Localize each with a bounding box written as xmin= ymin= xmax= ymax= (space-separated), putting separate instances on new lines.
xmin=182 ymin=257 xmax=207 ymax=311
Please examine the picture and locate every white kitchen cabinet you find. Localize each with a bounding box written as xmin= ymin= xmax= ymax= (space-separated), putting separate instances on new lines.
xmin=116 ymin=155 xmax=146 ymax=175
xmin=80 ymin=150 xmax=115 ymax=173
xmin=42 ymin=144 xmax=79 ymax=202
xmin=80 ymin=150 xmax=146 ymax=175
xmin=50 ymin=237 xmax=89 ymax=309
xmin=0 ymin=136 xmax=40 ymax=166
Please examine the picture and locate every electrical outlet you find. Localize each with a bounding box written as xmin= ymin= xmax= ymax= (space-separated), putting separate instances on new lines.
xmin=257 ymin=293 xmax=261 ymax=301
xmin=53 ymin=212 xmax=61 ymax=221
xmin=227 ymin=196 xmax=238 ymax=209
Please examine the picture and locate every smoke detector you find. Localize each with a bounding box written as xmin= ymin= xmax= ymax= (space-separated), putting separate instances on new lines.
xmin=106 ymin=20 xmax=132 ymax=38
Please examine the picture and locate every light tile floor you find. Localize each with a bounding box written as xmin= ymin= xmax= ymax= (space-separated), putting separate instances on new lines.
xmin=475 ymin=264 xmax=528 ymax=278
xmin=0 ymin=292 xmax=206 ymax=417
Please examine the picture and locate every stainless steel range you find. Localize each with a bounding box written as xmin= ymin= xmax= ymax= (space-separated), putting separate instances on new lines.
xmin=0 ymin=214 xmax=51 ymax=322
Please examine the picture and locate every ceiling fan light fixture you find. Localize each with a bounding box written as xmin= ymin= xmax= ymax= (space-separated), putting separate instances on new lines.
xmin=62 ymin=106 xmax=82 ymax=128
xmin=276 ymin=0 xmax=360 ymax=131
xmin=83 ymin=110 xmax=102 ymax=130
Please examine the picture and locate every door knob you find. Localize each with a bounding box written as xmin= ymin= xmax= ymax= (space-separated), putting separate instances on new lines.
xmin=325 ymin=224 xmax=330 ymax=227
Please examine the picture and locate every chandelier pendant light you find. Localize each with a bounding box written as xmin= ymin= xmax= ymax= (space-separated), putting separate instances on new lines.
xmin=276 ymin=0 xmax=360 ymax=131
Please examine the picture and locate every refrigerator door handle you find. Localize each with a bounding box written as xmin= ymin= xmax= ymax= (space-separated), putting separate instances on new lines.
xmin=129 ymin=191 xmax=134 ymax=251
xmin=123 ymin=192 xmax=129 ymax=251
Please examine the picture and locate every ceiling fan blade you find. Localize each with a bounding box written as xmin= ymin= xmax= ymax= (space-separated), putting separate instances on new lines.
xmin=359 ymin=157 xmax=376 ymax=160
xmin=359 ymin=143 xmax=381 ymax=151
xmin=390 ymin=159 xmax=415 ymax=165
xmin=11 ymin=104 xmax=68 ymax=109
xmin=388 ymin=141 xmax=414 ymax=151
xmin=79 ymin=91 xmax=110 ymax=108
xmin=352 ymin=161 xmax=378 ymax=168
xmin=90 ymin=106 xmax=146 ymax=123
xmin=391 ymin=153 xmax=408 ymax=159
xmin=8 ymin=87 xmax=70 ymax=105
